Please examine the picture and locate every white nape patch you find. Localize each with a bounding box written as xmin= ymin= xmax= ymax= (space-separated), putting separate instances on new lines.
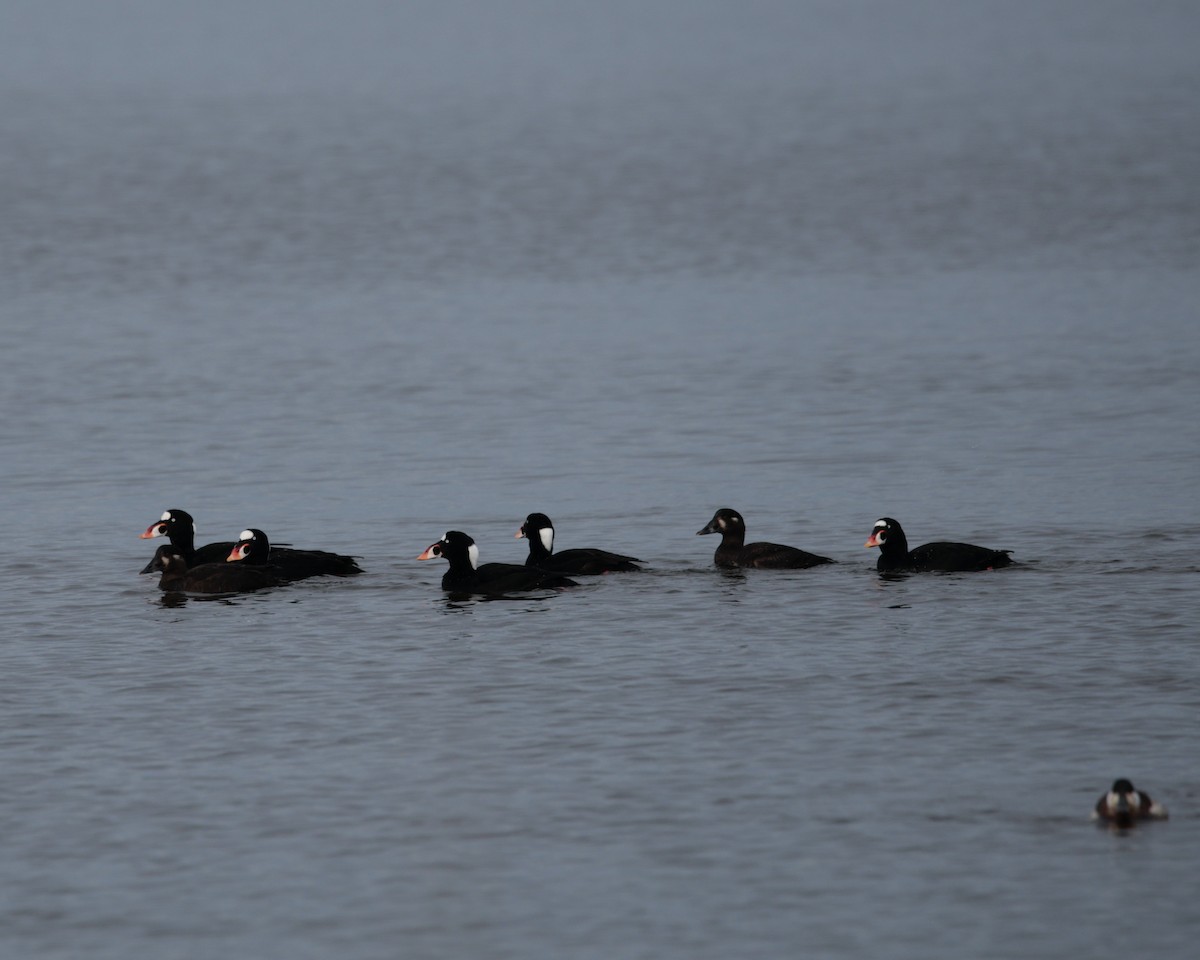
xmin=467 ymin=543 xmax=480 ymax=569
xmin=239 ymin=530 xmax=254 ymax=541
xmin=539 ymin=528 xmax=554 ymax=554
xmin=160 ymin=511 xmax=172 ymax=522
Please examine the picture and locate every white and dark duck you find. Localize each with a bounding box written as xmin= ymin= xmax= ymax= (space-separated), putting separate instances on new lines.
xmin=146 ymin=544 xmax=282 ymax=595
xmin=418 ymin=530 xmax=578 ymax=595
xmin=140 ymin=510 xmax=361 ymax=579
xmin=864 ymin=517 xmax=1012 ymax=572
xmin=515 ymin=513 xmax=642 ymax=574
xmin=139 ymin=509 xmax=233 ymax=569
xmin=1092 ymin=778 xmax=1168 ymax=828
xmin=225 ymin=528 xmax=362 ymax=582
xmin=696 ymin=508 xmax=835 ymax=569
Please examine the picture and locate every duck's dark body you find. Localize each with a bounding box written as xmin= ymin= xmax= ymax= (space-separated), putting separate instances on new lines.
xmin=419 ymin=530 xmax=578 ymax=594
xmin=228 ymin=528 xmax=362 ymax=581
xmin=697 ymin=508 xmax=834 ymax=569
xmin=865 ymin=517 xmax=1012 ymax=573
xmin=517 ymin=513 xmax=641 ymax=574
xmin=149 ymin=545 xmax=281 ymax=594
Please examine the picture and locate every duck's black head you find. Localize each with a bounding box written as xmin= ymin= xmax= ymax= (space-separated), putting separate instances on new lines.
xmin=517 ymin=513 xmax=556 ymax=554
xmin=151 ymin=545 xmax=191 ymax=577
xmin=864 ymin=517 xmax=907 ymax=554
xmin=140 ymin=508 xmax=195 ymax=543
xmin=143 ymin=543 xmax=179 ymax=573
xmin=417 ymin=531 xmax=479 ymax=569
xmin=697 ymin=508 xmax=744 ymax=537
xmin=228 ymin=528 xmax=271 ymax=564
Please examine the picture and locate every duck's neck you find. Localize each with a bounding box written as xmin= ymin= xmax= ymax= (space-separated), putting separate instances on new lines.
xmin=526 ymin=528 xmax=554 ymax=562
xmin=167 ymin=524 xmax=196 ymax=557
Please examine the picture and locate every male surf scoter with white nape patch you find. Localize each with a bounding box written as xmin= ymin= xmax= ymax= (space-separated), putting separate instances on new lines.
xmin=139 ymin=509 xmax=233 ymax=570
xmin=516 ymin=513 xmax=642 ymax=574
xmin=864 ymin=517 xmax=1012 ymax=572
xmin=696 ymin=508 xmax=834 ymax=569
xmin=418 ymin=530 xmax=578 ymax=595
xmin=226 ymin=528 xmax=362 ymax=581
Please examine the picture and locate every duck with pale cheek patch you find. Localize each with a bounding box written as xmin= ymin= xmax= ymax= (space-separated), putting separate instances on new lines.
xmin=864 ymin=517 xmax=1013 ymax=573
xmin=419 ymin=530 xmax=578 ymax=595
xmin=226 ymin=528 xmax=362 ymax=582
xmin=696 ymin=508 xmax=834 ymax=569
xmin=1092 ymin=778 xmax=1168 ymax=828
xmin=516 ymin=512 xmax=642 ymax=574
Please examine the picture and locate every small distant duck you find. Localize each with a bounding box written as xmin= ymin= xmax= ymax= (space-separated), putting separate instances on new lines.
xmin=1092 ymin=778 xmax=1168 ymax=827
xmin=696 ymin=508 xmax=835 ymax=569
xmin=516 ymin=513 xmax=642 ymax=574
xmin=148 ymin=544 xmax=281 ymax=595
xmin=226 ymin=528 xmax=362 ymax=581
xmin=864 ymin=517 xmax=1013 ymax=572
xmin=418 ymin=530 xmax=578 ymax=595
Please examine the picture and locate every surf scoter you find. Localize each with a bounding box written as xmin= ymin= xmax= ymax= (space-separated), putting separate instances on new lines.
xmin=1092 ymin=778 xmax=1168 ymax=827
xmin=696 ymin=508 xmax=835 ymax=569
xmin=516 ymin=513 xmax=642 ymax=574
xmin=148 ymin=544 xmax=281 ymax=595
xmin=864 ymin=517 xmax=1012 ymax=572
xmin=139 ymin=509 xmax=233 ymax=571
xmin=418 ymin=530 xmax=578 ymax=594
xmin=140 ymin=509 xmax=362 ymax=578
xmin=226 ymin=528 xmax=362 ymax=581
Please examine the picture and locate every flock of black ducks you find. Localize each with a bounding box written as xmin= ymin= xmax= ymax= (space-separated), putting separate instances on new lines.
xmin=138 ymin=507 xmax=1168 ymax=826
xmin=139 ymin=507 xmax=1015 ymax=598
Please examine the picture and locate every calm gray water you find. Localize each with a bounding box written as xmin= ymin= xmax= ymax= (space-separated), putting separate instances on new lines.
xmin=2 ymin=2 xmax=1199 ymax=957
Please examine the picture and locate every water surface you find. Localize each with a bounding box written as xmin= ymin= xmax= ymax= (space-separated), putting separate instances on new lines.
xmin=2 ymin=2 xmax=1198 ymax=958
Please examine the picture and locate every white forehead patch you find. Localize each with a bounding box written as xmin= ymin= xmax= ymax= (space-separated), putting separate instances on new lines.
xmin=873 ymin=519 xmax=889 ymax=530
xmin=160 ymin=511 xmax=172 ymax=522
xmin=239 ymin=530 xmax=254 ymax=541
xmin=539 ymin=528 xmax=554 ymax=553
xmin=467 ymin=542 xmax=480 ymax=569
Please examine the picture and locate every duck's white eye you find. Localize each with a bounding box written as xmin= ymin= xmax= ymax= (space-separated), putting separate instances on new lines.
xmin=239 ymin=530 xmax=254 ymax=541
xmin=467 ymin=543 xmax=480 ymax=569
xmin=160 ymin=511 xmax=172 ymax=522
